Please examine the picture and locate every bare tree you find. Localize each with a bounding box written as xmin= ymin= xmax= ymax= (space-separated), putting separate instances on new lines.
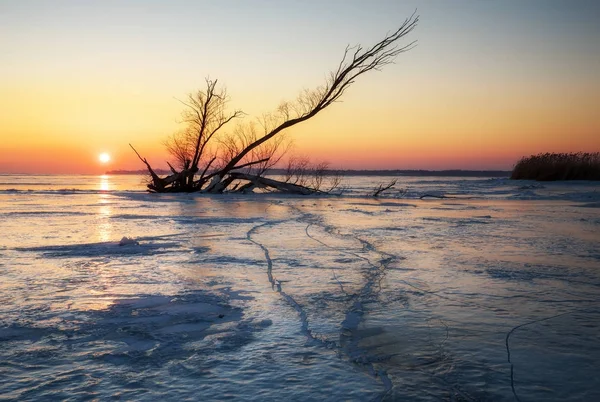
xmin=132 ymin=13 xmax=418 ymax=193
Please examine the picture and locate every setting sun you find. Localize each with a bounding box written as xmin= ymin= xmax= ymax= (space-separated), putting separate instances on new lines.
xmin=99 ymin=153 xmax=111 ymax=164
xmin=1 ymin=2 xmax=600 ymax=400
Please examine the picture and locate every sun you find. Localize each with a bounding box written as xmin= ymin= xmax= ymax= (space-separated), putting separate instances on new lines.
xmin=99 ymin=153 xmax=111 ymax=163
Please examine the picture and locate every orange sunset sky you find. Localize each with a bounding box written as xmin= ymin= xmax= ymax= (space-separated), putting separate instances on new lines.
xmin=1 ymin=0 xmax=599 ymax=174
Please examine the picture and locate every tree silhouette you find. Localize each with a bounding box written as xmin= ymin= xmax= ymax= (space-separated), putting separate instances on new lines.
xmin=132 ymin=12 xmax=419 ymax=193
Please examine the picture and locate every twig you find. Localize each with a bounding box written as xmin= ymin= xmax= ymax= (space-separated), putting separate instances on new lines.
xmin=372 ymin=179 xmax=397 ymax=197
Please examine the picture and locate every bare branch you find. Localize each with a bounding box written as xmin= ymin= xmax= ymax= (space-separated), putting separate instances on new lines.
xmin=231 ymin=157 xmax=271 ymax=171
xmin=207 ymin=14 xmax=418 ymax=191
xmin=372 ymin=180 xmax=397 ymax=197
xmin=131 ymin=14 xmax=418 ymax=194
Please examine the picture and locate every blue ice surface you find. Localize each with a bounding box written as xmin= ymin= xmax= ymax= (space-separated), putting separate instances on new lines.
xmin=1 ymin=174 xmax=599 ymax=400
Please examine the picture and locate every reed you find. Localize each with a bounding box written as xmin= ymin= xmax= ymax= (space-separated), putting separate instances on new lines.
xmin=511 ymin=152 xmax=600 ymax=181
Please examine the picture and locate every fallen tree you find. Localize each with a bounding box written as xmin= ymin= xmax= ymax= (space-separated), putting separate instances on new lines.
xmin=132 ymin=13 xmax=419 ymax=193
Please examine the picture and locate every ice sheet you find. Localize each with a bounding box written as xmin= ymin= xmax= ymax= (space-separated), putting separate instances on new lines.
xmin=1 ymin=175 xmax=599 ymax=400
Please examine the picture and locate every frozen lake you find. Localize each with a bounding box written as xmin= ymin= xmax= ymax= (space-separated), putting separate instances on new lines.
xmin=1 ymin=174 xmax=599 ymax=401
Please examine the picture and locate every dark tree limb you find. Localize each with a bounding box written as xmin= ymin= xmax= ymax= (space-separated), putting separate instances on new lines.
xmin=372 ymin=179 xmax=397 ymax=197
xmin=228 ymin=172 xmax=318 ymax=195
xmin=166 ymin=161 xmax=179 ymax=174
xmin=231 ymin=157 xmax=271 ymax=171
xmin=129 ymin=144 xmax=165 ymax=192
xmin=198 ymin=156 xmax=217 ymax=184
xmin=203 ymin=14 xmax=418 ymax=193
xmin=131 ymin=13 xmax=418 ymax=194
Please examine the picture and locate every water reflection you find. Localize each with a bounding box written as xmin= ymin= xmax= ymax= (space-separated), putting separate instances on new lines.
xmin=97 ymin=177 xmax=112 ymax=241
xmin=99 ymin=175 xmax=110 ymax=192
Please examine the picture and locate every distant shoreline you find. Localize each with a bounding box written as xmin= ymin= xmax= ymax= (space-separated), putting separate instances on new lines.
xmin=105 ymin=169 xmax=511 ymax=178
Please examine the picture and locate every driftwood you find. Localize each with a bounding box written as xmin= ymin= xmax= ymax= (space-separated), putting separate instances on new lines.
xmin=372 ymin=180 xmax=397 ymax=197
xmin=131 ymin=14 xmax=419 ymax=194
xmin=228 ymin=172 xmax=318 ymax=195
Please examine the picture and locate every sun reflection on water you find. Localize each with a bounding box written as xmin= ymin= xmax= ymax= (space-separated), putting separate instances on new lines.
xmin=98 ymin=207 xmax=112 ymax=242
xmin=97 ymin=176 xmax=112 ymax=242
xmin=99 ymin=175 xmax=110 ymax=192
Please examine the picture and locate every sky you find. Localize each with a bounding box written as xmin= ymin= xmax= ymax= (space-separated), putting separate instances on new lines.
xmin=1 ymin=0 xmax=599 ymax=173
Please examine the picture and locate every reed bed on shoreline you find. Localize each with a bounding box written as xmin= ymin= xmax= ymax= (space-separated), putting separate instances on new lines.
xmin=511 ymin=152 xmax=600 ymax=181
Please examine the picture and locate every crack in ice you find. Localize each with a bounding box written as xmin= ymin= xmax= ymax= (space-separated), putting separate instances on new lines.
xmin=246 ymin=220 xmax=336 ymax=349
xmin=505 ymin=307 xmax=600 ymax=402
